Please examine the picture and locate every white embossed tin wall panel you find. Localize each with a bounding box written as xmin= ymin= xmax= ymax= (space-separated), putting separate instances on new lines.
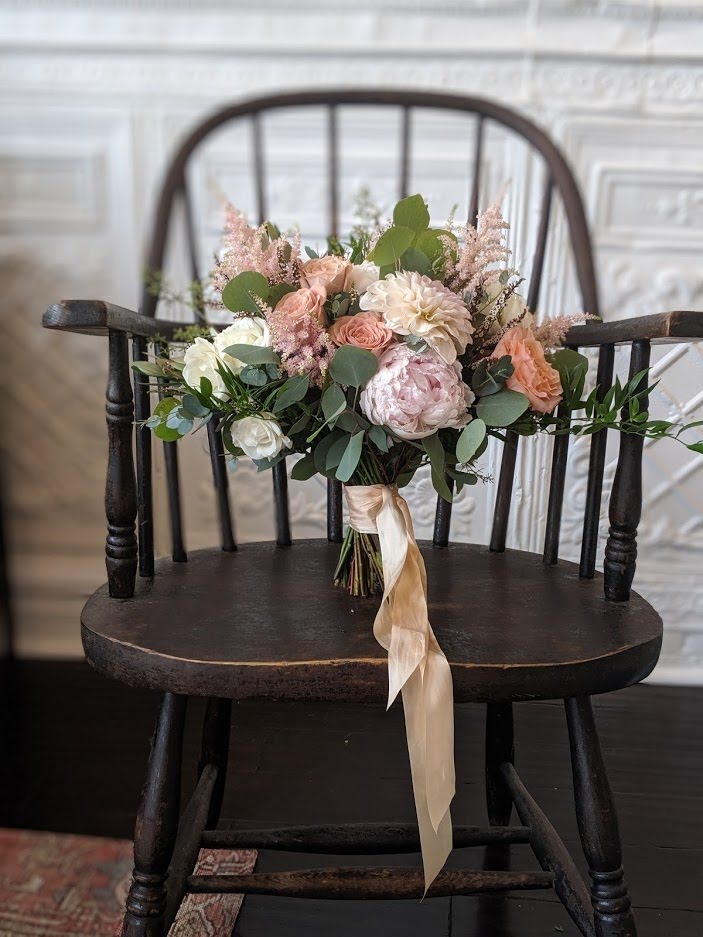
xmin=1 ymin=0 xmax=703 ymax=683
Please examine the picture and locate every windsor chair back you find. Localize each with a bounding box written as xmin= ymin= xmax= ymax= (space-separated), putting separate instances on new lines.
xmin=42 ymin=89 xmax=703 ymax=937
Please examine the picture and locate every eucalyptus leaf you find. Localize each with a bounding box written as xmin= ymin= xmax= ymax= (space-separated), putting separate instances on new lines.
xmin=456 ymin=418 xmax=487 ymax=464
xmin=329 ymin=345 xmax=378 ymax=388
xmin=267 ymin=282 xmax=296 ymax=309
xmin=313 ymin=430 xmax=345 ymax=477
xmin=321 ymin=384 xmax=347 ymax=424
xmin=371 ymin=226 xmax=415 ymax=267
xmin=132 ymin=361 xmax=166 ymax=377
xmin=415 ymin=228 xmax=452 ymax=263
xmin=335 ymin=432 xmax=365 ymax=483
xmin=155 ymin=423 xmax=181 ymax=442
xmin=290 ymin=453 xmax=317 ymax=480
xmin=181 ymin=394 xmax=209 ymax=418
xmin=393 ymin=194 xmax=430 ymax=233
xmin=400 ymin=247 xmax=432 ymax=276
xmin=221 ymin=271 xmax=269 ymax=315
xmin=422 ymin=432 xmax=453 ymax=502
xmin=221 ymin=344 xmax=279 ymax=366
xmin=368 ymin=423 xmax=390 ymax=453
xmin=273 ymin=372 xmax=310 ymax=412
xmin=239 ymin=365 xmax=268 ymax=386
xmin=325 ymin=434 xmax=351 ymax=471
xmin=476 ymin=387 xmax=530 ymax=427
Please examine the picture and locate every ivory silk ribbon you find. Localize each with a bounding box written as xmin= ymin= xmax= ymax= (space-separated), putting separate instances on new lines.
xmin=345 ymin=484 xmax=455 ymax=890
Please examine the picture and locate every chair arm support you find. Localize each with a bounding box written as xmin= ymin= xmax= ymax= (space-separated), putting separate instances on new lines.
xmin=566 ymin=310 xmax=703 ymax=347
xmin=42 ymin=300 xmax=187 ymax=341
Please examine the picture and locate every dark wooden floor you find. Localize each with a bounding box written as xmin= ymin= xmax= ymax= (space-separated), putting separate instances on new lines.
xmin=2 ymin=660 xmax=702 ymax=936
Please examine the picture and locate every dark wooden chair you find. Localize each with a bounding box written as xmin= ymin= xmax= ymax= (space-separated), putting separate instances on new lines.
xmin=43 ymin=90 xmax=703 ymax=937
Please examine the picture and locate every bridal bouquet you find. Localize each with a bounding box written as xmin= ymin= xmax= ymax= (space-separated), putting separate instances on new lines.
xmin=137 ymin=193 xmax=699 ymax=887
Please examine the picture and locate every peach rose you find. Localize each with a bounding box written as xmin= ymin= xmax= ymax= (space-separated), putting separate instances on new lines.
xmin=494 ymin=325 xmax=562 ymax=414
xmin=274 ymin=284 xmax=327 ymax=328
xmin=328 ymin=312 xmax=394 ymax=357
xmin=300 ymin=255 xmax=352 ymax=294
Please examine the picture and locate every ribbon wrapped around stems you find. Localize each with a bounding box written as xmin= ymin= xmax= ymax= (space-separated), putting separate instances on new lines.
xmin=345 ymin=484 xmax=455 ymax=890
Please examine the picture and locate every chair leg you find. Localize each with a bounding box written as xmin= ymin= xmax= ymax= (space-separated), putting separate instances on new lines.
xmin=485 ymin=702 xmax=514 ymax=825
xmin=121 ymin=693 xmax=187 ymax=937
xmin=198 ymin=697 xmax=231 ymax=829
xmin=565 ymin=696 xmax=637 ymax=937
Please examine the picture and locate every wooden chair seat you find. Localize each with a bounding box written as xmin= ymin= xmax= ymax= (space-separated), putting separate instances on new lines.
xmin=81 ymin=540 xmax=662 ymax=704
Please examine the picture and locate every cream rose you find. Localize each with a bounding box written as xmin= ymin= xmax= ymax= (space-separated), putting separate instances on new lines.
xmin=328 ymin=312 xmax=394 ymax=357
xmin=274 ymin=285 xmax=327 ymax=327
xmin=229 ymin=414 xmax=292 ymax=461
xmin=360 ymin=271 xmax=474 ymax=365
xmin=182 ymin=337 xmax=229 ymax=401
xmin=348 ymin=261 xmax=380 ymax=294
xmin=300 ymin=255 xmax=352 ymax=294
xmin=483 ymin=282 xmax=532 ymax=335
xmin=213 ymin=317 xmax=271 ymax=375
xmin=360 ymin=343 xmax=473 ymax=440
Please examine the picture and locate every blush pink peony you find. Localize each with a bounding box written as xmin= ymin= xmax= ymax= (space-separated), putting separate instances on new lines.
xmin=274 ymin=285 xmax=327 ymax=328
xmin=328 ymin=312 xmax=394 ymax=357
xmin=360 ymin=343 xmax=473 ymax=440
xmin=493 ymin=325 xmax=563 ymax=414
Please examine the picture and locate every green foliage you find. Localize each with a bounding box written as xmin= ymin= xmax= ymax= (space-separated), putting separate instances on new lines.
xmin=221 ymin=271 xmax=269 ymax=314
xmin=476 ymin=387 xmax=530 ymax=427
xmin=321 ymin=384 xmax=347 ymax=424
xmin=456 ymin=418 xmax=487 ymax=464
xmin=272 ymin=373 xmax=310 ymax=412
xmin=400 ymin=248 xmax=432 ymax=276
xmin=368 ymin=423 xmax=390 ymax=453
xmin=422 ymin=432 xmax=453 ymax=502
xmin=471 ymin=356 xmax=514 ymax=397
xmin=335 ymin=432 xmax=365 ymax=482
xmin=221 ymin=344 xmax=279 ymax=367
xmin=393 ymin=194 xmax=430 ymax=233
xmin=329 ymin=345 xmax=378 ymax=387
xmin=371 ymin=226 xmax=416 ymax=267
xmin=291 ymin=453 xmax=316 ymax=480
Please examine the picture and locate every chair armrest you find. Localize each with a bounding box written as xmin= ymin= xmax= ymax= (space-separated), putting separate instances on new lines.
xmin=565 ymin=311 xmax=703 ymax=346
xmin=42 ymin=300 xmax=186 ymax=341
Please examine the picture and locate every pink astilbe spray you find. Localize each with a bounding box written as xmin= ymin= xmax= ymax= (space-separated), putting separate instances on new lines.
xmin=532 ymin=313 xmax=595 ymax=349
xmin=266 ymin=305 xmax=336 ymax=388
xmin=212 ymin=204 xmax=301 ymax=291
xmin=445 ymin=201 xmax=511 ymax=297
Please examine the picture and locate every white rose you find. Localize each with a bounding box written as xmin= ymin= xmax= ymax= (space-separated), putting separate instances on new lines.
xmin=349 ymin=261 xmax=380 ymax=295
xmin=182 ymin=337 xmax=229 ymax=401
xmin=230 ymin=414 xmax=292 ymax=461
xmin=483 ymin=282 xmax=532 ymax=335
xmin=213 ymin=316 xmax=271 ymax=375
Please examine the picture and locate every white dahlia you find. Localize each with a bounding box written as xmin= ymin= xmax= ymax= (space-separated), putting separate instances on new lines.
xmin=359 ymin=271 xmax=474 ymax=365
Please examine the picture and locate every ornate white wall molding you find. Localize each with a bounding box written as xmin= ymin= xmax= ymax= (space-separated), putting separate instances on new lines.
xmin=2 ymin=1 xmax=703 ymax=685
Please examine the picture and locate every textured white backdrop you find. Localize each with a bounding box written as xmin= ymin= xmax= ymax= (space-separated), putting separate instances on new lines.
xmin=2 ymin=0 xmax=703 ymax=683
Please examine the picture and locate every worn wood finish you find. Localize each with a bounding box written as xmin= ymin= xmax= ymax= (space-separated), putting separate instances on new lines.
xmin=485 ymin=702 xmax=514 ymax=826
xmin=272 ymin=459 xmax=292 ymax=546
xmin=604 ymin=341 xmax=651 ymax=602
xmin=433 ymin=482 xmax=453 ymax=547
xmin=156 ymin=341 xmax=187 ymax=565
xmin=121 ymin=693 xmax=187 ymax=937
xmin=566 ymin=696 xmax=637 ymax=937
xmin=580 ymin=344 xmax=615 ymax=579
xmin=131 ymin=336 xmax=154 ymax=579
xmin=544 ymin=400 xmax=572 ymax=566
xmin=105 ymin=330 xmax=138 ymax=599
xmin=186 ymin=867 xmax=554 ymax=900
xmin=489 ymin=431 xmax=519 ymax=553
xmin=327 ymin=479 xmax=343 ymax=542
xmin=81 ymin=541 xmax=662 ymax=703
xmin=197 ymin=697 xmax=231 ymax=829
xmin=503 ymin=762 xmax=595 ymax=937
xmin=201 ymin=822 xmax=531 ymax=853
xmin=164 ymin=763 xmax=217 ymax=931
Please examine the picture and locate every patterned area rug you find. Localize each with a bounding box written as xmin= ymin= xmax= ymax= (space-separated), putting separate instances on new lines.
xmin=0 ymin=828 xmax=256 ymax=936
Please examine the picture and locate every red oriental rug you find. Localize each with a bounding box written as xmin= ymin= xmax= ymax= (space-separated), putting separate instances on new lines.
xmin=0 ymin=828 xmax=256 ymax=936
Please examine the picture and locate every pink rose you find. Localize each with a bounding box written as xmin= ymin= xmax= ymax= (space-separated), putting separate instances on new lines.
xmin=493 ymin=325 xmax=563 ymax=414
xmin=274 ymin=285 xmax=327 ymax=328
xmin=300 ymin=255 xmax=352 ymax=294
xmin=360 ymin=343 xmax=473 ymax=440
xmin=328 ymin=312 xmax=394 ymax=357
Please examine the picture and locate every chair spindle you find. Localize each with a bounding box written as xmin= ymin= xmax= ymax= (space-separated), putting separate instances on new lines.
xmin=579 ymin=343 xmax=615 ymax=578
xmin=327 ymin=479 xmax=344 ymax=543
xmin=527 ymin=173 xmax=553 ymax=313
xmin=181 ymin=178 xmax=207 ymax=324
xmin=433 ymin=483 xmax=454 ymax=548
xmin=157 ymin=341 xmax=187 ymax=563
xmin=273 ymin=459 xmax=292 ymax=546
xmin=399 ymin=106 xmax=411 ymax=200
xmin=105 ymin=330 xmax=138 ymax=598
xmin=604 ymin=340 xmax=651 ymax=601
xmin=468 ymin=114 xmax=484 ymax=226
xmin=132 ymin=335 xmax=154 ymax=578
xmin=543 ymin=398 xmax=571 ymax=566
xmin=252 ymin=113 xmax=267 ymax=224
xmin=207 ymin=419 xmax=236 ymax=552
xmin=328 ymin=105 xmax=339 ymax=239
